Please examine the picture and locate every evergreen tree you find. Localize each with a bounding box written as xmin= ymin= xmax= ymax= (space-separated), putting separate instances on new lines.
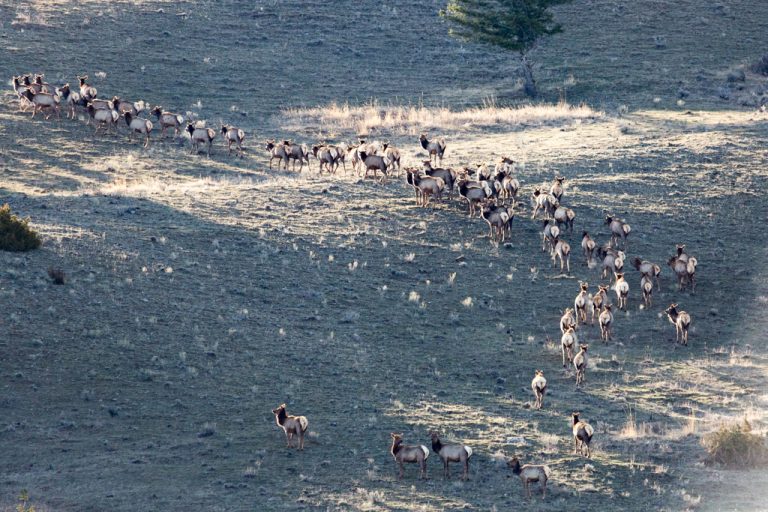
xmin=441 ymin=0 xmax=572 ymax=97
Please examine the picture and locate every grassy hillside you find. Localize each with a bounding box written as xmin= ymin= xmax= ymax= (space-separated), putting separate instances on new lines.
xmin=1 ymin=1 xmax=768 ymax=511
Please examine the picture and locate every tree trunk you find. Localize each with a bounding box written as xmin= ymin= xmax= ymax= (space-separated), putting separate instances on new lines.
xmin=521 ymin=53 xmax=537 ymax=98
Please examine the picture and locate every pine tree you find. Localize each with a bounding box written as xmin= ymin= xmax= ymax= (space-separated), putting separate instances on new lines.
xmin=441 ymin=0 xmax=572 ymax=97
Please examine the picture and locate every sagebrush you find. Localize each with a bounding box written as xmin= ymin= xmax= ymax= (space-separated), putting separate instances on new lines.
xmin=0 ymin=204 xmax=42 ymax=252
xmin=702 ymin=420 xmax=768 ymax=468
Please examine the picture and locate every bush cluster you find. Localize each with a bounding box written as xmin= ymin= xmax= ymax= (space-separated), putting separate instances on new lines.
xmin=703 ymin=420 xmax=768 ymax=468
xmin=0 ymin=203 xmax=42 ymax=252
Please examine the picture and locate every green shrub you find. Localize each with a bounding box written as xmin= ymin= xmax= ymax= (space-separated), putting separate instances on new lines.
xmin=0 ymin=203 xmax=42 ymax=251
xmin=703 ymin=420 xmax=768 ymax=468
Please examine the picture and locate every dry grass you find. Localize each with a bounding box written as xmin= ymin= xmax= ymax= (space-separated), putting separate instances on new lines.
xmin=280 ymin=99 xmax=603 ymax=137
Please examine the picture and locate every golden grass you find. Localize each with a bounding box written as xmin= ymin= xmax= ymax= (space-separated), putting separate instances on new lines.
xmin=280 ymin=99 xmax=603 ymax=137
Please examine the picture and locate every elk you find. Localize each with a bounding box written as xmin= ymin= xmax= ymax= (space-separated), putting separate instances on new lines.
xmin=220 ymin=125 xmax=246 ymax=157
xmin=151 ymin=106 xmax=185 ymax=138
xmin=458 ymin=178 xmax=493 ymax=218
xmin=186 ymin=123 xmax=216 ymax=156
xmin=550 ymin=176 xmax=565 ymax=202
xmin=55 ymin=84 xmax=86 ymax=119
xmin=560 ymin=308 xmax=577 ymax=334
xmin=605 ymin=215 xmax=631 ymax=248
xmin=382 ymin=142 xmax=401 ymax=175
xmin=390 ymin=433 xmax=429 ymax=480
xmin=572 ymin=412 xmax=594 ymax=458
xmin=668 ymin=246 xmax=697 ymax=292
xmin=541 ymin=221 xmax=560 ymax=254
xmin=86 ymin=103 xmax=119 ymax=134
xmin=272 ymin=403 xmax=309 ymax=450
xmin=531 ymin=188 xmax=558 ymax=219
xmin=640 ymin=275 xmax=654 ymax=307
xmin=553 ymin=205 xmax=575 ymax=233
xmin=581 ymin=231 xmax=597 ymax=267
xmin=359 ymin=151 xmax=389 ymax=183
xmin=561 ymin=327 xmax=577 ymax=367
xmin=632 ymin=257 xmax=662 ymax=291
xmin=599 ymin=304 xmax=613 ymax=341
xmin=284 ymin=141 xmax=311 ymax=172
xmin=531 ymin=370 xmax=547 ymax=409
xmin=77 ymin=75 xmax=98 ymax=101
xmin=600 ymin=247 xmax=625 ymax=280
xmin=614 ymin=272 xmax=629 ymax=310
xmin=20 ymin=89 xmax=60 ymax=119
xmin=266 ymin=140 xmax=289 ymax=170
xmin=551 ymin=236 xmax=571 ymax=273
xmin=430 ymin=432 xmax=473 ymax=480
xmin=574 ymin=282 xmax=590 ymax=325
xmin=590 ymin=285 xmax=610 ymax=325
xmin=112 ymin=96 xmax=145 ymax=118
xmin=123 ymin=112 xmax=153 ymax=148
xmin=408 ymin=170 xmax=445 ymax=207
xmin=420 ymin=133 xmax=446 ymax=164
xmin=507 ymin=457 xmax=551 ymax=499
xmin=665 ymin=303 xmax=691 ymax=345
xmin=573 ymin=345 xmax=588 ymax=386
xmin=480 ymin=201 xmax=511 ymax=242
xmin=422 ymin=161 xmax=457 ymax=198
xmin=312 ymin=144 xmax=342 ymax=174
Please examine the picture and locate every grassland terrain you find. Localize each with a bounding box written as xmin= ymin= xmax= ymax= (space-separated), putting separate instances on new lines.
xmin=1 ymin=0 xmax=768 ymax=511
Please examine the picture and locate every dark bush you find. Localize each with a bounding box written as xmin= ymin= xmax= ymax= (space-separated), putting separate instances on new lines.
xmin=703 ymin=420 xmax=768 ymax=468
xmin=751 ymin=54 xmax=768 ymax=76
xmin=48 ymin=267 xmax=66 ymax=285
xmin=0 ymin=203 xmax=42 ymax=252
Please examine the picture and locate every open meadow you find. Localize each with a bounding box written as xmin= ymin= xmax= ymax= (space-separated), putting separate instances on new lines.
xmin=1 ymin=1 xmax=768 ymax=511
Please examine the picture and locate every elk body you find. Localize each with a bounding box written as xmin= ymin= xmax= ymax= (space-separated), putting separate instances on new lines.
xmin=531 ymin=370 xmax=547 ymax=409
xmin=272 ymin=403 xmax=309 ymax=450
xmin=266 ymin=140 xmax=289 ymax=170
xmin=605 ymin=215 xmax=631 ymax=248
xmin=560 ymin=308 xmax=577 ymax=334
xmin=599 ymin=304 xmax=613 ymax=341
xmin=408 ymin=170 xmax=445 ymax=207
xmin=430 ymin=432 xmax=473 ymax=480
xmin=561 ymin=327 xmax=577 ymax=367
xmin=359 ymin=151 xmax=389 ymax=183
xmin=187 ymin=123 xmax=216 ymax=156
xmin=480 ymin=202 xmax=512 ymax=242
xmin=390 ymin=433 xmax=429 ymax=480
xmin=151 ymin=106 xmax=185 ymax=138
xmin=20 ymin=89 xmax=60 ymax=119
xmin=581 ymin=231 xmax=597 ymax=267
xmin=665 ymin=303 xmax=691 ymax=345
xmin=632 ymin=257 xmax=662 ymax=291
xmin=641 ymin=275 xmax=654 ymax=307
xmin=221 ymin=125 xmax=246 ymax=157
xmin=573 ymin=344 xmax=588 ymax=386
xmin=124 ymin=112 xmax=153 ymax=148
xmin=572 ymin=412 xmax=594 ymax=458
xmin=551 ymin=236 xmax=571 ymax=273
xmin=285 ymin=141 xmax=311 ymax=172
xmin=419 ymin=133 xmax=446 ymax=164
xmin=508 ymin=457 xmax=551 ymax=499
xmin=574 ymin=282 xmax=590 ymax=325
xmin=614 ymin=272 xmax=629 ymax=310
xmin=590 ymin=285 xmax=610 ymax=324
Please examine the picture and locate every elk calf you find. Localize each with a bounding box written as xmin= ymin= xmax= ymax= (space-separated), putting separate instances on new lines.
xmin=272 ymin=403 xmax=309 ymax=450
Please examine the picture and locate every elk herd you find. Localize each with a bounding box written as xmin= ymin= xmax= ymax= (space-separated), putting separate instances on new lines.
xmin=13 ymin=72 xmax=702 ymax=500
